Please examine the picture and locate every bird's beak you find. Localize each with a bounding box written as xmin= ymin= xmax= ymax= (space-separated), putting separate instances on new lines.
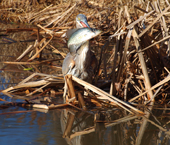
xmin=80 ymin=21 xmax=94 ymax=32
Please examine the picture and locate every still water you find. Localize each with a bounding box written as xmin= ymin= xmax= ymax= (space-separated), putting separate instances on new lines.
xmin=1 ymin=90 xmax=170 ymax=145
xmin=0 ymin=105 xmax=67 ymax=145
xmin=0 ymin=95 xmax=109 ymax=145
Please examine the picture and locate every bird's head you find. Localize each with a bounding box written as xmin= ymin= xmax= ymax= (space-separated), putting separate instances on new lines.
xmin=76 ymin=14 xmax=93 ymax=32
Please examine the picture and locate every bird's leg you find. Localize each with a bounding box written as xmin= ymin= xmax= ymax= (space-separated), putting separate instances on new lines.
xmin=84 ymin=86 xmax=89 ymax=96
xmin=63 ymin=81 xmax=67 ymax=99
xmin=67 ymin=59 xmax=75 ymax=74
xmin=63 ymin=77 xmax=68 ymax=102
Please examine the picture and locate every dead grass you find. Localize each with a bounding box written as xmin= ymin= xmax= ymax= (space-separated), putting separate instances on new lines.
xmin=0 ymin=1 xmax=170 ymax=137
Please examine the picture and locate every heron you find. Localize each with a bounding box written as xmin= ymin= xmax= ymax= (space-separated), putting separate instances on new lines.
xmin=62 ymin=14 xmax=100 ymax=82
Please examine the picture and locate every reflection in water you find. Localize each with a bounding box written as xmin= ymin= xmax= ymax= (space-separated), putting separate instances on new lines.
xmin=60 ymin=108 xmax=133 ymax=145
xmin=1 ymin=100 xmax=170 ymax=145
xmin=0 ymin=106 xmax=67 ymax=145
xmin=61 ymin=109 xmax=95 ymax=145
xmin=60 ymin=108 xmax=170 ymax=145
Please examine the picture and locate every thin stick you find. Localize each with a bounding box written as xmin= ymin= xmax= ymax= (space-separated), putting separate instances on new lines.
xmin=138 ymin=32 xmax=170 ymax=53
xmin=109 ymin=34 xmax=121 ymax=95
xmin=139 ymin=5 xmax=170 ymax=38
xmin=129 ymin=74 xmax=170 ymax=102
xmin=65 ymin=75 xmax=76 ymax=100
xmin=126 ymin=10 xmax=155 ymax=29
xmin=77 ymin=92 xmax=87 ymax=110
xmin=125 ymin=6 xmax=153 ymax=100
xmin=3 ymin=59 xmax=62 ymax=65
xmin=26 ymin=82 xmax=51 ymax=96
xmin=16 ymin=45 xmax=33 ymax=61
xmin=117 ymin=29 xmax=132 ymax=82
xmin=28 ymin=37 xmax=53 ymax=61
xmin=72 ymin=76 xmax=144 ymax=115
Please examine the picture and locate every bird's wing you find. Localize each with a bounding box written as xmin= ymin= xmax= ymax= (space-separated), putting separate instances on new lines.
xmin=62 ymin=53 xmax=75 ymax=75
xmin=69 ymin=43 xmax=82 ymax=55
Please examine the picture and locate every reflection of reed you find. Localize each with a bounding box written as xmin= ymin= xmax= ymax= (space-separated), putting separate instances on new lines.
xmin=61 ymin=109 xmax=94 ymax=145
xmin=63 ymin=111 xmax=75 ymax=138
xmin=60 ymin=108 xmax=139 ymax=145
xmin=1 ymin=102 xmax=170 ymax=145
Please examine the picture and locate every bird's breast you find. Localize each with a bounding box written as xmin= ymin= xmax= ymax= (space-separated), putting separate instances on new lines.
xmin=75 ymin=41 xmax=90 ymax=70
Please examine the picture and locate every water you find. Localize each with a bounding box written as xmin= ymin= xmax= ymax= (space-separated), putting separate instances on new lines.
xmin=1 ymin=95 xmax=170 ymax=145
xmin=0 ymin=104 xmax=66 ymax=145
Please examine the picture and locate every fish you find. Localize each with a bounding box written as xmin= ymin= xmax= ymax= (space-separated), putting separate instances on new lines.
xmin=67 ymin=28 xmax=102 ymax=55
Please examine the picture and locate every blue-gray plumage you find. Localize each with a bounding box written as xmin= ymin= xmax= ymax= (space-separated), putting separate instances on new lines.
xmin=62 ymin=14 xmax=100 ymax=82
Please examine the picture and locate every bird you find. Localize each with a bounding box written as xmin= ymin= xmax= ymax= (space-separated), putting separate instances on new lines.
xmin=76 ymin=14 xmax=92 ymax=29
xmin=62 ymin=14 xmax=99 ymax=82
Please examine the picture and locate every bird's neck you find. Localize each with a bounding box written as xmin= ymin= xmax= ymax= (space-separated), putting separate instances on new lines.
xmin=77 ymin=41 xmax=89 ymax=54
xmin=80 ymin=41 xmax=90 ymax=59
xmin=76 ymin=41 xmax=90 ymax=70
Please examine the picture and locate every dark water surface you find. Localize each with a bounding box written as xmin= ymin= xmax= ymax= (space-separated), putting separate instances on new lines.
xmin=0 ymin=106 xmax=67 ymax=145
xmin=1 ymin=92 xmax=170 ymax=145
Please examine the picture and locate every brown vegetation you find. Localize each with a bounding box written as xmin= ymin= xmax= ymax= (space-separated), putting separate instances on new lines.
xmin=0 ymin=0 xmax=170 ymax=143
